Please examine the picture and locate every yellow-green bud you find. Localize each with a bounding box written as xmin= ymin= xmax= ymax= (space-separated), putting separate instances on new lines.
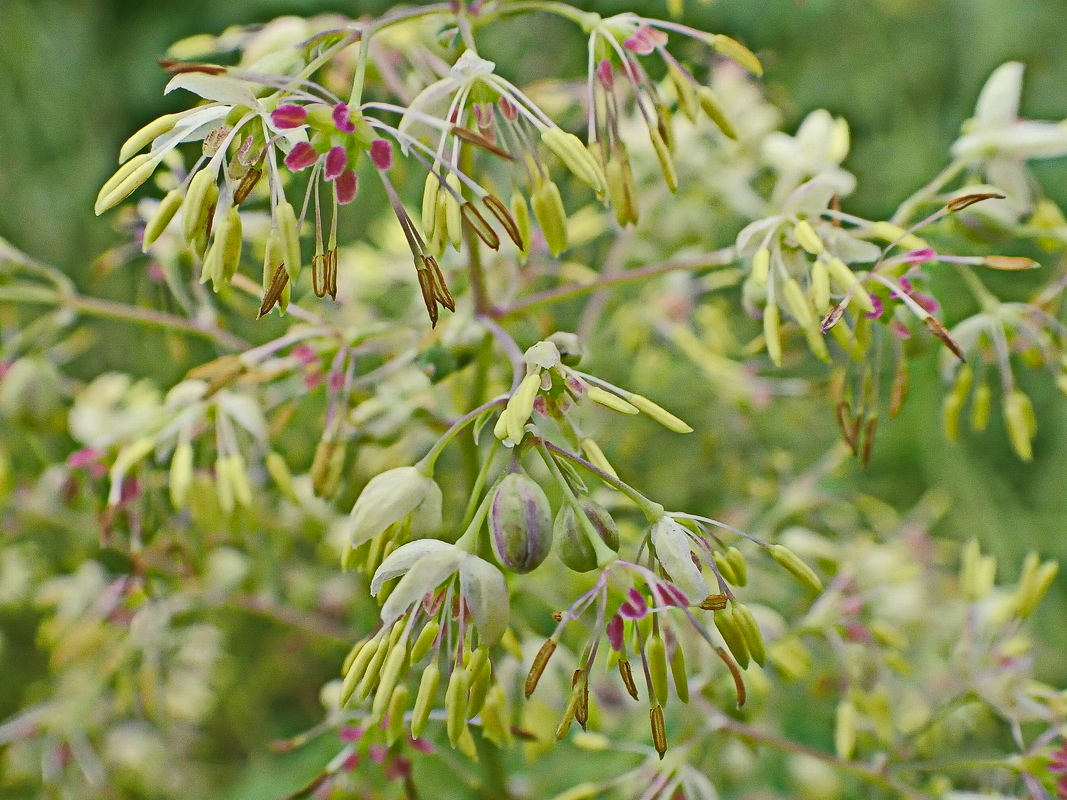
xmin=372 ymin=637 xmax=410 ymax=721
xmin=276 ymin=201 xmax=302 ymax=281
xmin=649 ymin=128 xmax=678 ymax=193
xmin=411 ymin=621 xmax=440 ymax=665
xmin=647 ymin=634 xmax=669 ymax=705
xmin=386 ymin=685 xmax=409 ymax=746
xmin=711 ymin=34 xmax=763 ymax=75
xmin=970 ymin=382 xmax=991 ymax=431
xmin=810 ymin=260 xmax=831 ymax=313
xmin=714 ymin=606 xmax=750 ymax=670
xmin=555 ymin=499 xmax=621 ymax=573
xmin=826 ymin=257 xmax=875 ymax=314
xmin=181 ymin=168 xmax=220 ymax=247
xmin=411 ymin=662 xmax=441 ymax=739
xmin=502 ymin=372 xmax=541 ymax=443
xmin=265 ymin=452 xmax=297 ymax=501
xmin=793 ymin=221 xmax=824 ymax=256
xmin=586 ymin=385 xmax=639 ymax=415
xmin=445 ymin=667 xmax=470 ymax=747
xmin=96 ymin=153 xmax=161 ymax=215
xmin=119 ymin=113 xmax=180 ymax=164
xmin=142 ymin=188 xmax=185 ymax=251
xmin=696 ymin=86 xmax=737 ymax=139
xmin=510 ymin=191 xmax=531 ymax=253
xmin=532 ymin=180 xmax=568 ymax=255
xmin=770 ymin=544 xmax=823 ymax=593
xmin=835 ymin=699 xmax=857 ymax=759
xmin=764 ymin=303 xmax=782 ymax=367
xmin=733 ymin=603 xmax=766 ymax=667
xmin=1004 ymin=390 xmax=1036 ymax=461
xmin=541 ymin=127 xmax=606 ymax=194
xmin=628 ymin=393 xmax=693 ymax=433
xmin=752 ymin=247 xmax=771 ymax=286
xmin=489 ymin=470 xmax=553 ymax=573
xmin=169 ymin=442 xmax=194 ymax=509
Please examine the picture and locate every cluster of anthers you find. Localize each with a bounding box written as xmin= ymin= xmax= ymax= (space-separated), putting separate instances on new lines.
xmin=94 ymin=5 xmax=760 ymax=328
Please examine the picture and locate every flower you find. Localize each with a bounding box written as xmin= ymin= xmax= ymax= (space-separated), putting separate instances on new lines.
xmin=345 ymin=466 xmax=443 ymax=552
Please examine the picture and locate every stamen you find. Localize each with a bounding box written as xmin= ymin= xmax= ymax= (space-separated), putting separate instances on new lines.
xmin=271 ymin=104 xmax=309 ymax=129
xmin=258 ymin=264 xmax=290 ymax=319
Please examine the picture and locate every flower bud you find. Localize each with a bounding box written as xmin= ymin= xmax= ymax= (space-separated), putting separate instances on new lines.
xmin=580 ymin=438 xmax=617 ymax=478
xmin=510 ymin=191 xmax=531 ymax=253
xmin=444 ymin=173 xmax=464 ymax=250
xmin=764 ymin=303 xmax=782 ymax=366
xmin=119 ymin=113 xmax=180 ymax=163
xmin=410 ymin=620 xmax=440 ymax=665
xmin=697 ymin=86 xmax=737 ymax=139
xmin=628 ymin=394 xmax=693 ymax=433
xmin=411 ymin=662 xmax=440 ymax=739
xmin=752 ymin=247 xmax=771 ymax=286
xmin=347 ymin=466 xmax=442 ymax=549
xmin=555 ymin=499 xmax=621 ymax=573
xmin=733 ymin=603 xmax=766 ymax=667
xmin=770 ymin=544 xmax=824 ymax=593
xmin=586 ymin=385 xmax=639 ymax=415
xmin=1004 ymin=389 xmax=1036 ymax=461
xmin=826 ymin=257 xmax=875 ymax=314
xmin=970 ymin=382 xmax=991 ymax=431
xmin=386 ymin=684 xmax=409 ymax=746
xmin=489 ymin=471 xmax=553 ymax=573
xmin=169 ymin=441 xmax=194 ymax=509
xmin=421 ymin=173 xmax=440 ymax=241
xmin=532 ymin=180 xmax=568 ymax=255
xmin=142 ymin=188 xmax=184 ymax=251
xmin=668 ymin=640 xmax=689 ymax=703
xmin=181 ymin=168 xmax=220 ymax=248
xmin=646 ymin=633 xmax=669 ymax=705
xmin=649 ymin=128 xmax=677 ymax=193
xmin=714 ymin=606 xmax=750 ymax=670
xmin=96 ymin=153 xmax=161 ymax=216
xmin=445 ymin=667 xmax=470 ymax=747
xmin=711 ymin=34 xmax=763 ymax=75
xmin=541 ymin=127 xmax=606 ymax=194
xmin=793 ymin=221 xmax=824 ymax=256
xmin=834 ymin=699 xmax=857 ymax=760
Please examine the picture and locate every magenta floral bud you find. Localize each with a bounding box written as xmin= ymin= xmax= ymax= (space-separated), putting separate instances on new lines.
xmin=596 ymin=59 xmax=614 ymax=88
xmin=906 ymin=248 xmax=936 ymax=264
xmin=554 ymin=498 xmax=621 ymax=573
xmin=864 ymin=294 xmax=884 ymax=319
xmin=336 ymin=170 xmax=358 ymax=204
xmin=606 ymin=613 xmax=625 ymax=651
xmin=324 ymin=146 xmax=348 ymax=181
xmin=332 ymin=102 xmax=356 ymax=133
xmin=284 ymin=142 xmax=318 ymax=171
xmin=498 ymin=96 xmax=518 ymax=122
xmin=272 ymin=104 xmax=307 ymax=129
xmin=370 ymin=139 xmax=393 ymax=171
xmin=619 ymin=587 xmax=648 ymax=620
xmin=912 ymin=292 xmax=940 ymax=314
xmin=489 ymin=470 xmax=552 ymax=573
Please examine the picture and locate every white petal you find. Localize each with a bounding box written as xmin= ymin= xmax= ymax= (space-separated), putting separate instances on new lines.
xmin=782 ymin=179 xmax=837 ymax=218
xmin=379 ymin=549 xmax=462 ymax=625
xmin=821 ymin=228 xmax=882 ymax=263
xmin=165 ymin=72 xmax=261 ymax=110
xmin=347 ymin=467 xmax=435 ymax=548
xmin=650 ymin=518 xmax=709 ymax=602
xmin=370 ymin=539 xmax=456 ymax=596
xmin=409 ymin=479 xmax=443 ymax=535
xmin=397 ymin=80 xmax=456 ymax=140
xmin=216 ymin=392 xmax=268 ymax=442
xmin=459 ymin=554 xmax=510 ymax=645
xmin=735 ymin=217 xmax=779 ymax=256
xmin=974 ymin=62 xmax=1024 ymax=127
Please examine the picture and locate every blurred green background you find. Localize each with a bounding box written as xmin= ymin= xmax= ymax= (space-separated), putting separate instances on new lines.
xmin=1 ymin=0 xmax=1065 ymax=751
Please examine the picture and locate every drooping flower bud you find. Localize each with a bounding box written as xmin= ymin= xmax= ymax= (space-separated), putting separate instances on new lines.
xmin=540 ymin=127 xmax=606 ymax=194
xmin=181 ymin=168 xmax=220 ymax=250
xmin=531 ymin=179 xmax=568 ymax=255
xmin=555 ymin=499 xmax=621 ymax=573
xmin=142 ymin=188 xmax=184 ymax=251
xmin=346 ymin=466 xmax=443 ymax=550
xmin=489 ymin=470 xmax=553 ymax=573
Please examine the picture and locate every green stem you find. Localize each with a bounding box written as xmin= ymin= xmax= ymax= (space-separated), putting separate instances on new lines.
xmin=460 ymin=440 xmax=500 ymax=530
xmin=0 ymin=286 xmax=249 ymax=351
xmin=478 ymin=0 xmax=596 ymax=28
xmin=891 ymin=159 xmax=968 ymax=227
xmin=536 ymin=438 xmax=662 ymax=520
xmin=418 ymin=396 xmax=508 ymax=474
xmin=494 ymin=248 xmax=735 ymax=319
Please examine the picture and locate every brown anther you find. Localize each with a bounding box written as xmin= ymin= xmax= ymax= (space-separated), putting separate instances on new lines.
xmin=233 ymin=166 xmax=263 ymax=205
xmin=889 ymin=365 xmax=909 ymax=418
xmin=924 ymin=316 xmax=966 ymax=363
xmin=618 ymin=658 xmax=639 ymax=700
xmin=451 ymin=126 xmax=515 ymax=161
xmin=946 ymin=192 xmax=1005 ymax=212
xmin=714 ymin=646 xmax=747 ymax=708
xmin=860 ymin=415 xmax=878 ymax=467
xmin=820 ymin=303 xmax=847 ymax=333
xmin=831 ymin=194 xmax=842 ymax=226
xmin=573 ymin=670 xmax=589 ymax=729
xmin=460 ymin=202 xmax=501 ymax=250
xmin=425 ymin=255 xmax=455 ymax=311
xmin=835 ymin=401 xmax=859 ymax=454
xmin=699 ymin=594 xmax=729 ymax=611
xmin=312 ymin=253 xmax=329 ymax=299
xmin=650 ymin=704 xmax=668 ymax=759
xmin=525 ymin=639 xmax=557 ymax=698
xmin=327 ymin=249 xmax=338 ymax=299
xmin=552 ymin=611 xmax=563 ymax=622
xmin=258 ymin=263 xmax=289 ymax=319
xmin=483 ymin=194 xmax=524 ymax=249
xmin=158 ymin=58 xmax=227 ymax=75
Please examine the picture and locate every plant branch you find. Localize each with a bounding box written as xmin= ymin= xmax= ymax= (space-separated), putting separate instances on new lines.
xmin=494 ymin=247 xmax=736 ymax=319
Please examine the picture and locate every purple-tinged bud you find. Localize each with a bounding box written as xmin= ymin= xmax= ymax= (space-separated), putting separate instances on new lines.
xmin=332 ymin=103 xmax=356 ymax=133
xmin=596 ymin=59 xmax=614 ymax=89
xmin=284 ymin=142 xmax=318 ymax=172
xmin=606 ymin=614 xmax=624 ymax=651
xmin=554 ymin=499 xmax=621 ymax=573
xmin=498 ymin=96 xmax=518 ymax=122
xmin=272 ymin=104 xmax=308 ymax=129
xmin=336 ymin=170 xmax=359 ymax=205
xmin=864 ymin=295 xmax=884 ymax=319
xmin=618 ymin=588 xmax=648 ymax=620
xmin=906 ymin=248 xmax=936 ymax=264
xmin=325 ymin=146 xmax=348 ymax=181
xmin=370 ymin=139 xmax=394 ymax=171
xmin=489 ymin=471 xmax=552 ymax=573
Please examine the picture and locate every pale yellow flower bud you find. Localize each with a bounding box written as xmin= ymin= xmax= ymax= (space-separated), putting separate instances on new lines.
xmin=628 ymin=394 xmax=693 ymax=433
xmin=532 ymin=180 xmax=568 ymax=255
xmin=586 ymin=385 xmax=639 ymax=415
xmin=697 ymin=86 xmax=738 ymax=139
xmin=541 ymin=128 xmax=606 ymax=194
xmin=764 ymin=303 xmax=783 ymax=367
xmin=711 ymin=34 xmax=763 ymax=75
xmin=793 ymin=220 xmax=824 ymax=255
xmin=169 ymin=441 xmax=194 ymax=509
xmin=142 ymin=188 xmax=185 ymax=251
xmin=96 ymin=153 xmax=162 ymax=216
xmin=411 ymin=661 xmax=440 ymax=739
xmin=1004 ymin=389 xmax=1036 ymax=461
xmin=752 ymin=247 xmax=771 ymax=286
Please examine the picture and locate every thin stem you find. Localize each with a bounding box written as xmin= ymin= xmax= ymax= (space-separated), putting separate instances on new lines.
xmin=495 ymin=247 xmax=735 ymax=319
xmin=479 ymin=315 xmax=525 ymax=390
xmin=0 ymin=286 xmax=249 ymax=351
xmin=891 ymin=159 xmax=968 ymax=227
xmin=708 ymin=709 xmax=936 ymax=800
xmin=418 ymin=396 xmax=508 ymax=474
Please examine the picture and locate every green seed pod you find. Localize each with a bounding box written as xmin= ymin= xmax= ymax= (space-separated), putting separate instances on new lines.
xmin=647 ymin=634 xmax=669 ymax=706
xmin=142 ymin=188 xmax=185 ymax=250
xmin=489 ymin=470 xmax=553 ymax=573
xmin=733 ymin=603 xmax=766 ymax=667
xmin=445 ymin=668 xmax=470 ymax=747
xmin=386 ymin=685 xmax=409 ymax=746
xmin=770 ymin=544 xmax=824 ymax=593
xmin=668 ymin=640 xmax=689 ymax=704
xmin=411 ymin=662 xmax=441 ymax=739
xmin=714 ymin=606 xmax=750 ymax=670
xmin=410 ymin=620 xmax=440 ymax=665
xmin=555 ymin=499 xmax=622 ymax=573
xmin=532 ymin=179 xmax=568 ymax=256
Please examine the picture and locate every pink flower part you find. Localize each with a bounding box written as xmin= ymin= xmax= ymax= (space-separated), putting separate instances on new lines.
xmin=596 ymin=59 xmax=614 ymax=89
xmin=383 ymin=756 xmax=412 ymax=781
xmin=284 ymin=141 xmax=318 ymax=172
xmin=890 ymin=319 xmax=912 ymax=339
xmin=912 ymin=292 xmax=940 ymax=314
xmin=643 ymin=26 xmax=669 ymax=47
xmin=369 ymin=744 xmax=388 ymax=764
xmin=292 ymin=343 xmax=318 ymax=366
xmin=498 ymin=96 xmax=518 ymax=122
xmin=409 ymin=736 xmax=435 ymax=754
xmin=147 ymin=262 xmax=166 ymax=283
xmin=619 ymin=588 xmax=649 ymax=620
xmin=271 ymin=104 xmax=308 ymax=129
xmin=119 ymin=476 xmax=141 ymax=504
xmin=342 ymin=753 xmax=361 ymax=772
xmin=606 ymin=613 xmax=625 ymax=651
xmin=894 ymin=277 xmax=913 ymax=295
xmin=68 ymin=448 xmax=104 ymax=470
xmin=328 ymin=370 xmax=345 ymax=394
xmin=369 ymin=139 xmax=393 ymax=171
xmin=864 ymin=294 xmax=884 ymax=319
xmin=304 ymin=372 xmax=324 ymax=391
xmin=335 ymin=169 xmax=358 ymax=204
xmin=533 ymin=394 xmax=548 ymax=415
xmin=565 ymin=376 xmax=585 ymax=395
xmin=324 ymin=146 xmax=348 ymax=181
xmin=656 ymin=582 xmax=689 ymax=608
xmin=332 ymin=103 xmax=356 ymax=133
xmin=338 ymin=725 xmax=364 ymax=742
xmin=905 ymin=248 xmax=936 ymax=264
xmin=474 ymin=102 xmax=495 ymax=129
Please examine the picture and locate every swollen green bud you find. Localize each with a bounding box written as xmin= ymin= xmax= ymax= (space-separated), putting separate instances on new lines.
xmin=96 ymin=153 xmax=161 ymax=215
xmin=422 ymin=173 xmax=440 ymax=241
xmin=752 ymin=247 xmax=771 ymax=286
xmin=445 ymin=667 xmax=470 ymax=747
xmin=826 ymin=257 xmax=875 ymax=314
xmin=142 ymin=188 xmax=185 ymax=250
xmin=411 ymin=662 xmax=440 ymax=739
xmin=372 ymin=636 xmax=410 ymax=721
xmin=466 ymin=647 xmax=492 ymax=717
xmin=119 ymin=113 xmax=181 ymax=163
xmin=532 ymin=180 xmax=568 ymax=255
xmin=541 ymin=127 xmax=606 ymax=194
xmin=489 ymin=471 xmax=553 ymax=573
xmin=725 ymin=546 xmax=748 ymax=587
xmin=733 ymin=603 xmax=766 ymax=667
xmin=711 ymin=34 xmax=763 ymax=75
xmin=169 ymin=441 xmax=194 ymax=509
xmin=586 ymin=385 xmax=639 ymax=415
xmin=668 ymin=640 xmax=689 ymax=703
xmin=555 ymin=499 xmax=621 ymax=573
xmin=444 ymin=173 xmax=463 ymax=250
xmin=696 ymin=86 xmax=737 ymax=139
xmin=181 ymin=168 xmax=220 ymax=248
xmin=649 ymin=128 xmax=677 ymax=193
xmin=341 ymin=636 xmax=382 ymax=706
xmin=276 ymin=201 xmax=302 ymax=281
xmin=714 ymin=606 xmax=750 ymax=670
xmin=510 ymin=191 xmax=531 ymax=253
xmin=770 ymin=544 xmax=824 ymax=593
xmin=1004 ymin=390 xmax=1036 ymax=461
xmin=647 ymin=634 xmax=669 ymax=705
xmin=386 ymin=685 xmax=409 ymax=746
xmin=411 ymin=620 xmax=440 ymax=664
